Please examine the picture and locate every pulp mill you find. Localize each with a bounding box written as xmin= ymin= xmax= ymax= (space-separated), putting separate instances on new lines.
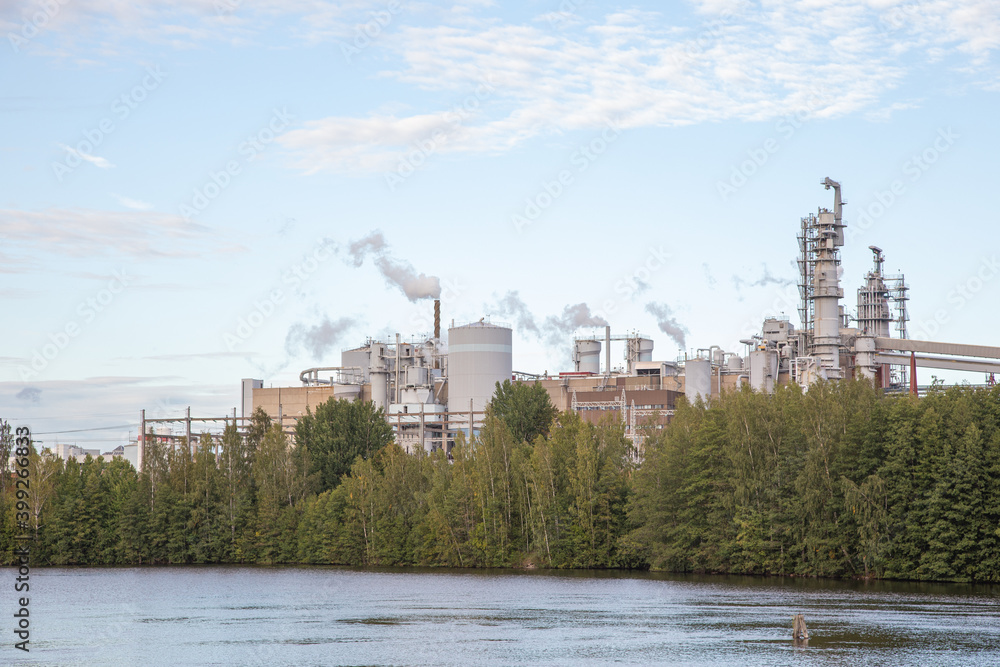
xmin=243 ymin=179 xmax=1000 ymax=453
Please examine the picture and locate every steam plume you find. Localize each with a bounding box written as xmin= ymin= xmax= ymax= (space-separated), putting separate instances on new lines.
xmin=494 ymin=290 xmax=540 ymax=335
xmin=645 ymin=302 xmax=687 ymax=350
xmin=345 ymin=230 xmax=441 ymax=301
xmin=285 ymin=316 xmax=355 ymax=358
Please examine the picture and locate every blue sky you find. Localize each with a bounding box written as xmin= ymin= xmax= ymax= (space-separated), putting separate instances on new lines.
xmin=2 ymin=0 xmax=999 ymax=448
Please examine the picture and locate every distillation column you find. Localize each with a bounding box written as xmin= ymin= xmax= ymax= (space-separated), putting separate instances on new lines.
xmin=856 ymin=246 xmax=891 ymax=383
xmin=811 ymin=178 xmax=845 ymax=380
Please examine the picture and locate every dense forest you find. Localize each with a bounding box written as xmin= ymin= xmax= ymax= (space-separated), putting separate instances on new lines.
xmin=2 ymin=379 xmax=999 ymax=582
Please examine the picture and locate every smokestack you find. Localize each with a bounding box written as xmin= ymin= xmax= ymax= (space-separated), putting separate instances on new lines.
xmin=605 ymin=325 xmax=611 ymax=375
xmin=434 ymin=299 xmax=441 ymax=340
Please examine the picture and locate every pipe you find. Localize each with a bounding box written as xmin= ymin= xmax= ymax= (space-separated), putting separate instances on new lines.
xmin=298 ymin=366 xmax=363 ymax=385
xmin=395 ymin=333 xmax=401 ymax=404
xmin=434 ymin=299 xmax=441 ymax=340
xmin=909 ymin=351 xmax=918 ymax=396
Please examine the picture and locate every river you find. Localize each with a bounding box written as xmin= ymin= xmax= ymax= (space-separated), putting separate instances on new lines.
xmin=5 ymin=567 xmax=1000 ymax=665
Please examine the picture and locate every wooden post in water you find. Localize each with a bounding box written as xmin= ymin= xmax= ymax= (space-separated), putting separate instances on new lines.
xmin=792 ymin=614 xmax=809 ymax=641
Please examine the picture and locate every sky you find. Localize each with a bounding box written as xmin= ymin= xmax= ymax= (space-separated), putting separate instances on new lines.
xmin=2 ymin=0 xmax=999 ymax=449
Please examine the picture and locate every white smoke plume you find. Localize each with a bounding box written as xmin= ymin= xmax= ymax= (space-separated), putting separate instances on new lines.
xmin=347 ymin=231 xmax=386 ymax=267
xmin=345 ymin=230 xmax=441 ymax=302
xmin=732 ymin=265 xmax=796 ymax=291
xmin=543 ymin=303 xmax=608 ymax=343
xmin=491 ymin=293 xmax=607 ymax=347
xmin=285 ymin=315 xmax=355 ymax=359
xmin=494 ymin=290 xmax=540 ymax=335
xmin=645 ymin=302 xmax=687 ymax=350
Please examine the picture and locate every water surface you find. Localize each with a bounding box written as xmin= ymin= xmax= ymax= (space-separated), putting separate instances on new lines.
xmin=5 ymin=566 xmax=999 ymax=666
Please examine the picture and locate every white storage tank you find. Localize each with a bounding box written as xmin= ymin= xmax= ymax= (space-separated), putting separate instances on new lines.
xmin=684 ymin=358 xmax=712 ymax=403
xmin=448 ymin=322 xmax=513 ymax=414
xmin=748 ymin=350 xmax=777 ymax=393
xmin=574 ymin=339 xmax=602 ymax=374
xmin=637 ymin=338 xmax=654 ymax=362
xmin=370 ymin=370 xmax=389 ymax=411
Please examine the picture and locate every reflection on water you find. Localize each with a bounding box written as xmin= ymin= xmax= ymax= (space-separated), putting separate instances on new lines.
xmin=5 ymin=566 xmax=999 ymax=666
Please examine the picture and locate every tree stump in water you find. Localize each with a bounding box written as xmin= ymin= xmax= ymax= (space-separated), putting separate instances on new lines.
xmin=792 ymin=614 xmax=809 ymax=641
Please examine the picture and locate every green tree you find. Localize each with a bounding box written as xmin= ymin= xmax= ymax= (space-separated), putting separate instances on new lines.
xmin=220 ymin=420 xmax=255 ymax=559
xmin=294 ymin=398 xmax=393 ymax=493
xmin=566 ymin=417 xmax=631 ymax=568
xmin=252 ymin=425 xmax=306 ymax=562
xmin=490 ymin=380 xmax=558 ymax=444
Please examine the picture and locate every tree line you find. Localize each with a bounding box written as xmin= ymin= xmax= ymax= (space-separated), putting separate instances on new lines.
xmin=2 ymin=379 xmax=998 ymax=582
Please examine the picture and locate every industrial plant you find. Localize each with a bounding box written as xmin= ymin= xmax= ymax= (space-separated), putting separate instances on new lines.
xmin=141 ymin=178 xmax=1000 ymax=461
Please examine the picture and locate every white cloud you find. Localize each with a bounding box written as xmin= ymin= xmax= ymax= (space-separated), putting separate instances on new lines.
xmin=276 ymin=1 xmax=1000 ymax=174
xmin=0 ymin=208 xmax=213 ymax=258
xmin=57 ymin=143 xmax=114 ymax=169
xmin=0 ymin=0 xmax=401 ymax=52
xmin=864 ymin=99 xmax=922 ymax=122
xmin=113 ymin=194 xmax=154 ymax=210
xmin=7 ymin=2 xmax=999 ymax=173
xmin=280 ymin=7 xmax=913 ymax=172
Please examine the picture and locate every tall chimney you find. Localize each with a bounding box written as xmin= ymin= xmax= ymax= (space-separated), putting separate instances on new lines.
xmin=434 ymin=299 xmax=441 ymax=340
xmin=605 ymin=325 xmax=611 ymax=375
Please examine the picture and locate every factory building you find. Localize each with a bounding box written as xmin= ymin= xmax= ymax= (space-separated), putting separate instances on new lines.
xmin=743 ymin=178 xmax=1000 ymax=391
xmin=244 ymin=177 xmax=1000 ymax=456
xmin=250 ymin=304 xmax=516 ymax=453
xmin=249 ymin=314 xmax=701 ymax=451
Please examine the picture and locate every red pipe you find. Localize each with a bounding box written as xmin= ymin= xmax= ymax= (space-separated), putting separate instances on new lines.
xmin=909 ymin=352 xmax=918 ymax=396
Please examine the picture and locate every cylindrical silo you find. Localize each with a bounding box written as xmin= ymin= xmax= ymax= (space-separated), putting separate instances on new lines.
xmin=748 ymin=350 xmax=777 ymax=393
xmin=637 ymin=338 xmax=654 ymax=362
xmin=684 ymin=358 xmax=712 ymax=403
xmin=370 ymin=371 xmax=389 ymax=411
xmin=447 ymin=322 xmax=513 ymax=414
xmin=574 ymin=339 xmax=602 ymax=374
